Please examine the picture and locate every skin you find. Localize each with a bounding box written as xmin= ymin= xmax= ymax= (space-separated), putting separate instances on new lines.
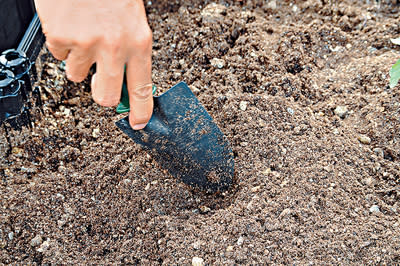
xmin=34 ymin=0 xmax=153 ymax=130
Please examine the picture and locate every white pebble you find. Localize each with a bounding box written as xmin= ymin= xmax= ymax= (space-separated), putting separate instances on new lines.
xmin=192 ymin=257 xmax=205 ymax=266
xmin=191 ymin=86 xmax=200 ymax=93
xmin=239 ymin=101 xmax=248 ymax=111
xmin=92 ymin=128 xmax=100 ymax=138
xmin=31 ymin=235 xmax=43 ymax=247
xmin=123 ymin=179 xmax=132 ymax=185
xmin=201 ymin=3 xmax=226 ymax=23
xmin=332 ymin=128 xmax=339 ymax=135
xmin=370 ymin=205 xmax=380 ymax=214
xmin=63 ymin=108 xmax=71 ymax=116
xmin=358 ymin=135 xmax=371 ymax=145
xmin=192 ymin=241 xmax=201 ymax=250
xmin=37 ymin=239 xmax=50 ymax=252
xmin=267 ymin=0 xmax=277 ymax=9
xmin=210 ymin=58 xmax=226 ymax=69
xmin=237 ymin=236 xmax=244 ymax=246
xmin=363 ymin=177 xmax=374 ymax=186
xmin=334 ymin=106 xmax=348 ymax=119
xmin=56 ymin=193 xmax=65 ymax=200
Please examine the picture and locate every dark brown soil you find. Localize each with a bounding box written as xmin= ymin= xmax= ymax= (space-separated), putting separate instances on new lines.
xmin=1 ymin=0 xmax=400 ymax=264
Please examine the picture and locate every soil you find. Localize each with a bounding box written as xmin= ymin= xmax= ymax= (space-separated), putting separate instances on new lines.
xmin=1 ymin=0 xmax=400 ymax=264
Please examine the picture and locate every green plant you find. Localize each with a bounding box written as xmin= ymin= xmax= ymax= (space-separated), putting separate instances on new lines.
xmin=390 ymin=37 xmax=400 ymax=89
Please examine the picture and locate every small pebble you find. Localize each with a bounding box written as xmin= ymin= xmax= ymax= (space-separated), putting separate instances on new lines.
xmin=237 ymin=236 xmax=244 ymax=246
xmin=334 ymin=106 xmax=348 ymax=119
xmin=8 ymin=232 xmax=14 ymax=241
xmin=199 ymin=206 xmax=211 ymax=213
xmin=64 ymin=97 xmax=80 ymax=106
xmin=58 ymin=219 xmax=67 ymax=228
xmin=190 ymin=86 xmax=200 ymax=93
xmin=391 ymin=37 xmax=400 ymax=45
xmin=76 ymin=121 xmax=84 ymax=129
xmin=123 ymin=179 xmax=132 ymax=185
xmin=373 ymin=148 xmax=384 ymax=157
xmin=31 ymin=235 xmax=42 ymax=247
xmin=361 ymin=241 xmax=372 ymax=248
xmin=56 ymin=193 xmax=65 ymax=200
xmin=192 ymin=257 xmax=205 ymax=266
xmin=239 ymin=101 xmax=248 ymax=111
xmin=201 ymin=3 xmax=226 ymax=23
xmin=287 ymin=107 xmax=294 ymax=115
xmin=21 ymin=167 xmax=37 ymax=173
xmin=37 ymin=239 xmax=50 ymax=252
xmin=192 ymin=241 xmax=201 ymax=250
xmin=63 ymin=108 xmax=71 ymax=117
xmin=279 ymin=208 xmax=291 ymax=218
xmin=80 ymin=138 xmax=88 ymax=146
xmin=59 ymin=61 xmax=66 ymax=71
xmin=266 ymin=0 xmax=277 ymax=9
xmin=363 ymin=177 xmax=374 ymax=186
xmin=369 ymin=47 xmax=377 ymax=54
xmin=92 ymin=128 xmax=100 ymax=138
xmin=226 ymin=245 xmax=234 ymax=252
xmin=210 ymin=58 xmax=226 ymax=69
xmin=46 ymin=68 xmax=56 ymax=76
xmin=332 ymin=128 xmax=339 ymax=135
xmin=358 ymin=135 xmax=371 ymax=145
xmin=370 ymin=205 xmax=380 ymax=214
xmin=262 ymin=168 xmax=271 ymax=175
xmin=331 ymin=46 xmax=343 ymax=52
xmin=11 ymin=147 xmax=23 ymax=157
xmin=4 ymin=168 xmax=12 ymax=177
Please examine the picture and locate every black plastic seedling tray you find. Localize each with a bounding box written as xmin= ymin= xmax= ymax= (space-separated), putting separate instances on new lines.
xmin=0 ymin=1 xmax=44 ymax=128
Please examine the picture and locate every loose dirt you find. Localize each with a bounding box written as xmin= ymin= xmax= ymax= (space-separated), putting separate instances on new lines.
xmin=1 ymin=0 xmax=400 ymax=264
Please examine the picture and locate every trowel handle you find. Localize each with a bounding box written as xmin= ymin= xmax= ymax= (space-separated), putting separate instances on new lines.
xmin=116 ymin=69 xmax=157 ymax=114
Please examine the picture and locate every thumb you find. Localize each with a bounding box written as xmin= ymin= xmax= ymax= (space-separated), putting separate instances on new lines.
xmin=126 ymin=58 xmax=153 ymax=130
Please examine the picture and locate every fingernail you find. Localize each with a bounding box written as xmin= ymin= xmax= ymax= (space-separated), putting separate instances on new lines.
xmin=91 ymin=74 xmax=97 ymax=89
xmin=132 ymin=123 xmax=147 ymax=130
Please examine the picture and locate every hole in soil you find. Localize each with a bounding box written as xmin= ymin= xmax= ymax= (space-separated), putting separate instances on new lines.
xmin=266 ymin=28 xmax=274 ymax=34
xmin=0 ymin=72 xmax=8 ymax=81
xmin=5 ymin=51 xmax=20 ymax=61
xmin=384 ymin=149 xmax=396 ymax=162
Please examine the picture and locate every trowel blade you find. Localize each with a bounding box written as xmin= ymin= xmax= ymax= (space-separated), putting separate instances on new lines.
xmin=115 ymin=81 xmax=234 ymax=193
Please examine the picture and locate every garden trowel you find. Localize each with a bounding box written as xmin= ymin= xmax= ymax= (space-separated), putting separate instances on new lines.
xmin=115 ymin=81 xmax=234 ymax=193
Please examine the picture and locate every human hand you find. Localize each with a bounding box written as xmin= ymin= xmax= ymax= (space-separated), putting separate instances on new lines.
xmin=34 ymin=0 xmax=153 ymax=129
